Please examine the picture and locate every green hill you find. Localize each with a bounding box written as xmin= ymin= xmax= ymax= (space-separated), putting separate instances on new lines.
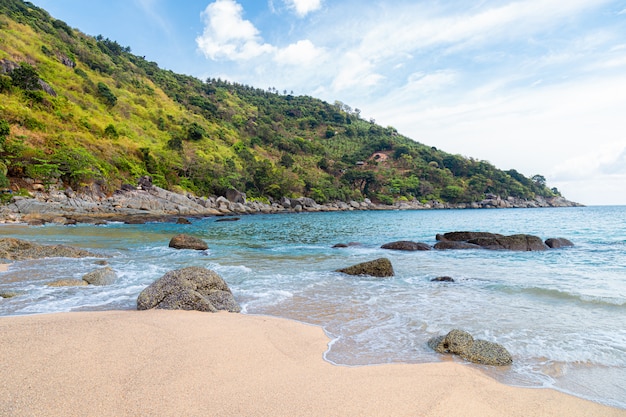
xmin=0 ymin=0 xmax=562 ymax=205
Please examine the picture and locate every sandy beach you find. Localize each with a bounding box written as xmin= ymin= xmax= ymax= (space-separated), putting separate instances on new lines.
xmin=0 ymin=310 xmax=623 ymax=417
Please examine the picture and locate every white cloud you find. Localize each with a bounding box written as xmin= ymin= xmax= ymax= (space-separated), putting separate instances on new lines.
xmin=284 ymin=0 xmax=322 ymax=17
xmin=196 ymin=0 xmax=275 ymax=60
xmin=274 ymin=39 xmax=326 ymax=65
xmin=331 ymin=52 xmax=385 ymax=92
xmin=405 ymin=70 xmax=458 ymax=94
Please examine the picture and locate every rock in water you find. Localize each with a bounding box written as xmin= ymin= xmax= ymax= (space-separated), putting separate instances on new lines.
xmin=441 ymin=329 xmax=474 ymax=354
xmin=0 ymin=237 xmax=103 ymax=260
xmin=168 ymin=234 xmax=208 ymax=250
xmin=545 ymin=237 xmax=574 ymax=248
xmin=460 ymin=339 xmax=513 ymax=366
xmin=82 ymin=266 xmax=117 ymax=286
xmin=137 ymin=266 xmax=240 ymax=313
xmin=336 ymin=258 xmax=394 ymax=277
xmin=427 ymin=329 xmax=512 ymax=366
xmin=47 ymin=279 xmax=88 ymax=287
xmin=381 ymin=241 xmax=431 ymax=251
xmin=431 ymin=276 xmax=455 ymax=282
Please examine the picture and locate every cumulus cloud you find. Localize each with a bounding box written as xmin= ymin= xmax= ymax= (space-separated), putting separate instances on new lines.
xmin=274 ymin=39 xmax=326 ymax=66
xmin=284 ymin=0 xmax=322 ymax=17
xmin=196 ymin=0 xmax=275 ymax=60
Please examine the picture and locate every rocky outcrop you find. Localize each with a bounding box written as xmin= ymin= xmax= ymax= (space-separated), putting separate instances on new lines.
xmin=0 ymin=174 xmax=583 ymax=225
xmin=82 ymin=266 xmax=117 ymax=286
xmin=545 ymin=237 xmax=574 ymax=248
xmin=168 ymin=234 xmax=208 ymax=250
xmin=436 ymin=231 xmax=547 ymax=251
xmin=0 ymin=237 xmax=104 ymax=260
xmin=468 ymin=234 xmax=547 ymax=251
xmin=428 ymin=329 xmax=512 ymax=366
xmin=336 ymin=258 xmax=394 ymax=277
xmin=136 ymin=266 xmax=240 ymax=313
xmin=381 ymin=241 xmax=431 ymax=251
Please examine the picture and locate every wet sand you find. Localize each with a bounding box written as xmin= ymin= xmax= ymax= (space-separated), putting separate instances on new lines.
xmin=0 ymin=310 xmax=623 ymax=417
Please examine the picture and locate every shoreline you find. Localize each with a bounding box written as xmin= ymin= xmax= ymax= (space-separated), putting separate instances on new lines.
xmin=0 ymin=181 xmax=582 ymax=224
xmin=0 ymin=310 xmax=623 ymax=417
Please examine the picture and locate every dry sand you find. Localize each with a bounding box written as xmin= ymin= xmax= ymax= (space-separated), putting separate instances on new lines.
xmin=0 ymin=310 xmax=623 ymax=417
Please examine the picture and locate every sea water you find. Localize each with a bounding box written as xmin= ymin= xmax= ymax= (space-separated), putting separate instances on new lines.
xmin=1 ymin=206 xmax=625 ymax=408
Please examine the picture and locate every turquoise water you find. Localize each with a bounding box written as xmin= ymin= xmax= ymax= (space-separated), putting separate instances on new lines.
xmin=1 ymin=206 xmax=625 ymax=408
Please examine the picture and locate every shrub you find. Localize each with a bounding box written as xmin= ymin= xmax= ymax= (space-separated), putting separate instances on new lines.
xmin=186 ymin=122 xmax=205 ymax=141
xmin=104 ymin=124 xmax=119 ymax=138
xmin=10 ymin=63 xmax=41 ymax=91
xmin=97 ymin=82 xmax=117 ymax=106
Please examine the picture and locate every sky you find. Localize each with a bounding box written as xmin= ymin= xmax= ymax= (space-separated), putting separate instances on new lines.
xmin=30 ymin=0 xmax=626 ymax=205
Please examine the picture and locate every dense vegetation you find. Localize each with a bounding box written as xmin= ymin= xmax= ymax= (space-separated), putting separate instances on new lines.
xmin=0 ymin=0 xmax=561 ymax=205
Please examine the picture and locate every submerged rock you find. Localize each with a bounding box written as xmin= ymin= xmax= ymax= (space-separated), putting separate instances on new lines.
xmin=48 ymin=279 xmax=88 ymax=287
xmin=0 ymin=238 xmax=103 ymax=261
xmin=82 ymin=266 xmax=117 ymax=286
xmin=336 ymin=258 xmax=394 ymax=277
xmin=545 ymin=238 xmax=574 ymax=248
xmin=381 ymin=241 xmax=431 ymax=251
xmin=0 ymin=291 xmax=22 ymax=298
xmin=215 ymin=217 xmax=240 ymax=222
xmin=137 ymin=266 xmax=240 ymax=313
xmin=427 ymin=329 xmax=512 ymax=366
xmin=431 ymin=276 xmax=455 ymax=282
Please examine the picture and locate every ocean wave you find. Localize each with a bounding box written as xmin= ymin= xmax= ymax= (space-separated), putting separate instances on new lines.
xmin=494 ymin=285 xmax=626 ymax=307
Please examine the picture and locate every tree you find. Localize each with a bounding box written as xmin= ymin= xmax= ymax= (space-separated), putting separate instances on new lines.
xmin=0 ymin=120 xmax=9 ymax=147
xmin=532 ymin=174 xmax=546 ymax=187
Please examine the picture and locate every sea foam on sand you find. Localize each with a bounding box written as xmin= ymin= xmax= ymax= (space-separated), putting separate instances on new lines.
xmin=0 ymin=310 xmax=623 ymax=417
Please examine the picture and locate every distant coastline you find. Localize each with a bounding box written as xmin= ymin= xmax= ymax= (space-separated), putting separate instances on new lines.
xmin=0 ymin=180 xmax=583 ymax=225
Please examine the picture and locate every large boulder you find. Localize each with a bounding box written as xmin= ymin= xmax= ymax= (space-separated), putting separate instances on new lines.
xmin=428 ymin=329 xmax=512 ymax=366
xmin=381 ymin=241 xmax=431 ymax=251
xmin=545 ymin=237 xmax=574 ymax=248
xmin=336 ymin=258 xmax=394 ymax=277
xmin=468 ymin=234 xmax=547 ymax=251
xmin=225 ymin=189 xmax=246 ymax=204
xmin=82 ymin=266 xmax=117 ymax=286
xmin=137 ymin=266 xmax=240 ymax=312
xmin=436 ymin=232 xmax=548 ymax=251
xmin=168 ymin=234 xmax=208 ymax=250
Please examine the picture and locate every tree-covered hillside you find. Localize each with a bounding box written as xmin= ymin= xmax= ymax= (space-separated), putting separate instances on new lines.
xmin=0 ymin=0 xmax=562 ymax=205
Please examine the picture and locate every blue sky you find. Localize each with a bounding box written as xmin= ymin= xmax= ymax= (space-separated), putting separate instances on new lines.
xmin=30 ymin=0 xmax=626 ymax=205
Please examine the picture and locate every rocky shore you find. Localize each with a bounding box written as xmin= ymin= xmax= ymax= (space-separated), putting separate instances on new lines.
xmin=0 ymin=176 xmax=583 ymax=224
